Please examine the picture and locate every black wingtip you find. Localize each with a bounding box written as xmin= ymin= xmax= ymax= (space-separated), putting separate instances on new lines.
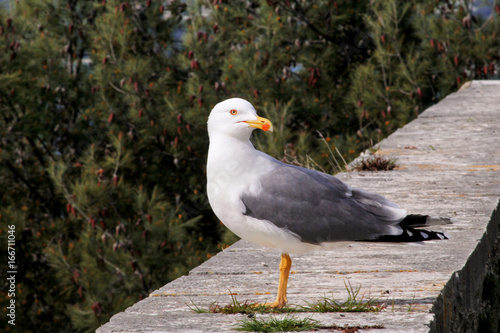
xmin=370 ymin=227 xmax=449 ymax=243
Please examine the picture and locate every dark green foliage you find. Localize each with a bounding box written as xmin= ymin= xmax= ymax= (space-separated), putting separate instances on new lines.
xmin=0 ymin=1 xmax=216 ymax=332
xmin=348 ymin=0 xmax=500 ymax=141
xmin=0 ymin=0 xmax=499 ymax=332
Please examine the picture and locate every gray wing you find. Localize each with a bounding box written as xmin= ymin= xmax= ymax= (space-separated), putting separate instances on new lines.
xmin=241 ymin=162 xmax=405 ymax=245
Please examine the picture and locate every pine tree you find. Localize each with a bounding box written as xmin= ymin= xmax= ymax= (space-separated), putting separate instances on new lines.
xmin=185 ymin=0 xmax=375 ymax=170
xmin=0 ymin=1 xmax=96 ymax=331
xmin=1 ymin=1 xmax=216 ymax=332
xmin=43 ymin=1 xmax=221 ymax=331
xmin=347 ymin=0 xmax=500 ymax=143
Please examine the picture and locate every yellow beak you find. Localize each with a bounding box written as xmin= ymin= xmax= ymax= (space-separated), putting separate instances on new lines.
xmin=243 ymin=116 xmax=273 ymax=132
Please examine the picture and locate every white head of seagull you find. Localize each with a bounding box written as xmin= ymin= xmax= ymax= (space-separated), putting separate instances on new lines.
xmin=207 ymin=98 xmax=272 ymax=141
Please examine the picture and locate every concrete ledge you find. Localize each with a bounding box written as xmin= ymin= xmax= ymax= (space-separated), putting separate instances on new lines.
xmin=97 ymin=81 xmax=500 ymax=332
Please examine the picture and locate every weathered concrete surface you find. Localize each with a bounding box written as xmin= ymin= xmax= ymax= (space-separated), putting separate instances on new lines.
xmin=97 ymin=81 xmax=500 ymax=333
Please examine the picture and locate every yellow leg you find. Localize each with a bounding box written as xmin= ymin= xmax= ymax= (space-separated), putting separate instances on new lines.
xmin=262 ymin=253 xmax=292 ymax=308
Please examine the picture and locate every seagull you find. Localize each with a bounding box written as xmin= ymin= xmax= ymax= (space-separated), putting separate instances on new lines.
xmin=206 ymin=98 xmax=449 ymax=308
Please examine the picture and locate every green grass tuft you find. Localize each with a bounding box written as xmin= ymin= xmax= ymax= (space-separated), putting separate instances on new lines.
xmin=302 ymin=281 xmax=385 ymax=313
xmin=187 ymin=299 xmax=211 ymax=314
xmin=235 ymin=315 xmax=320 ymax=332
xmin=189 ymin=293 xmax=298 ymax=314
xmin=235 ymin=316 xmax=386 ymax=332
xmin=190 ymin=282 xmax=385 ymax=315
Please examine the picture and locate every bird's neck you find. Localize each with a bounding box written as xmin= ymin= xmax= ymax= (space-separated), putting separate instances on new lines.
xmin=206 ymin=134 xmax=277 ymax=202
xmin=207 ymin=135 xmax=257 ymax=167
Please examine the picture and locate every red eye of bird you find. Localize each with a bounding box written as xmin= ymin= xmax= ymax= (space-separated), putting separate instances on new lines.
xmin=230 ymin=109 xmax=237 ymax=115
